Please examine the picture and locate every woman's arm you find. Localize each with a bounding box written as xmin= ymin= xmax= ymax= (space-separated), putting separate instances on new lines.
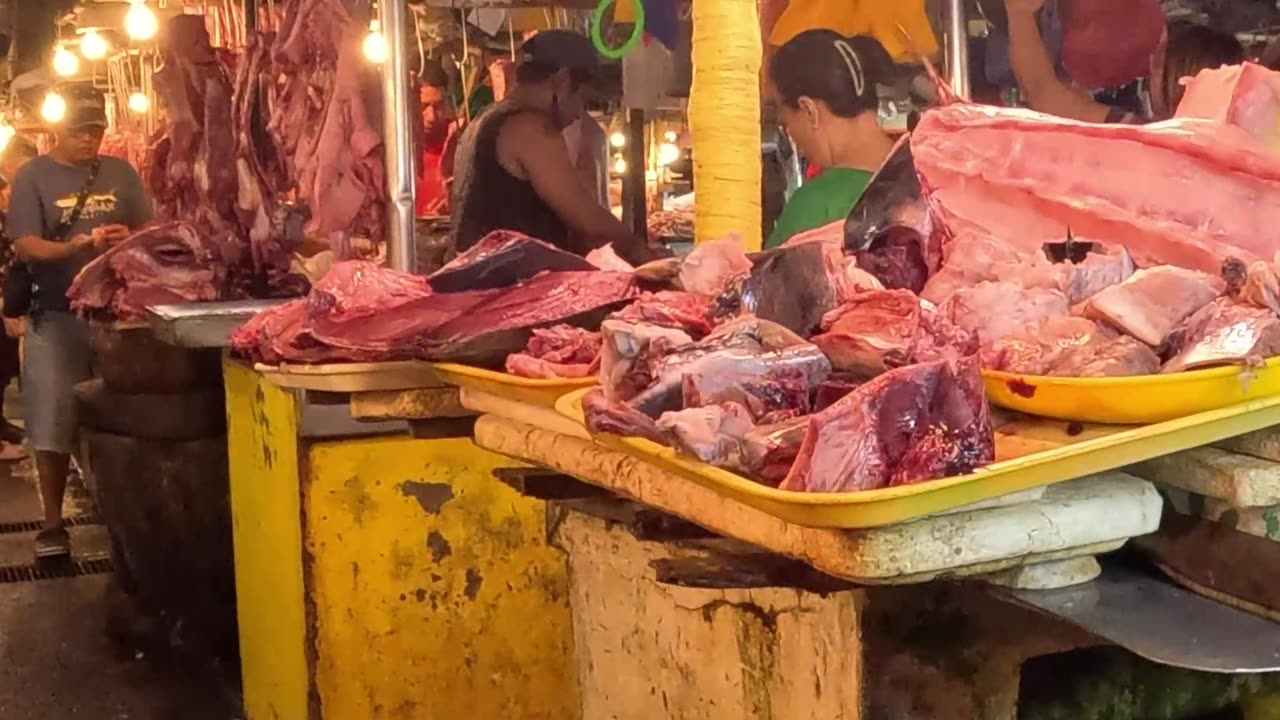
xmin=1005 ymin=0 xmax=1111 ymax=122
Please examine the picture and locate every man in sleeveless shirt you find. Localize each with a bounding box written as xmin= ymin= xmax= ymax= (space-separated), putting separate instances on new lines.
xmin=450 ymin=30 xmax=657 ymax=264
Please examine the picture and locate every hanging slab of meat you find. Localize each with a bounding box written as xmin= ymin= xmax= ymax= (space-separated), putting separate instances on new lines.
xmin=428 ymin=230 xmax=595 ymax=293
xmin=911 ymin=104 xmax=1280 ymax=273
xmin=68 ymin=223 xmax=226 ymax=321
xmin=657 ymin=402 xmax=756 ymax=466
xmin=1176 ymin=63 xmax=1280 ymax=152
xmin=505 ymin=326 xmax=602 ymax=379
xmin=599 ymin=320 xmax=695 ymax=401
xmin=843 ymin=136 xmax=943 ymax=293
xmin=781 ymin=356 xmax=994 ymax=493
xmin=714 ymin=242 xmax=837 ymax=336
xmin=676 ymin=236 xmax=753 ymax=296
xmin=613 ymin=291 xmax=716 ymax=338
xmin=1162 ymin=299 xmax=1280 ymax=373
xmin=1083 ymin=266 xmax=1224 ymax=347
xmin=811 ymin=289 xmax=977 ymax=376
xmin=420 ymin=271 xmax=640 ymax=367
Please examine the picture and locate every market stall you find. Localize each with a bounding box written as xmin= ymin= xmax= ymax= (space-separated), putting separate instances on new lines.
xmin=50 ymin=0 xmax=1280 ymax=716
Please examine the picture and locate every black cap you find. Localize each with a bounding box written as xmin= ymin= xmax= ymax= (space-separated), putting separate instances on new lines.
xmin=522 ymin=30 xmax=599 ymax=74
xmin=58 ymin=84 xmax=108 ymax=128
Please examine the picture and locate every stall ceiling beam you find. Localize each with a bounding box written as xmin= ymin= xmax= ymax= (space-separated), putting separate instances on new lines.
xmin=381 ymin=0 xmax=417 ymax=272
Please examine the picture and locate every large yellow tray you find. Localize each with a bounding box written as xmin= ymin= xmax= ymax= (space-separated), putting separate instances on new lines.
xmin=255 ymin=360 xmax=445 ymax=392
xmin=984 ymin=357 xmax=1280 ymax=424
xmin=556 ymin=389 xmax=1280 ymax=529
xmin=430 ymin=362 xmax=595 ymax=408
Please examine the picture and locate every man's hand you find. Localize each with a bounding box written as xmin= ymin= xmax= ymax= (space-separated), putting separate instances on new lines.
xmin=96 ymin=224 xmax=131 ymax=244
xmin=1004 ymin=0 xmax=1046 ymax=16
xmin=69 ymin=233 xmax=96 ymax=252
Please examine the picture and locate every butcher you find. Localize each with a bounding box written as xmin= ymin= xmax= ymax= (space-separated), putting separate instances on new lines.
xmin=449 ymin=30 xmax=658 ymax=264
xmin=416 ymin=62 xmax=460 ymax=217
xmin=8 ymin=85 xmax=152 ymax=558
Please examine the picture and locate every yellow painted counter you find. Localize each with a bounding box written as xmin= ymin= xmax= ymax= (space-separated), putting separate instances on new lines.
xmin=223 ymin=360 xmax=578 ymax=720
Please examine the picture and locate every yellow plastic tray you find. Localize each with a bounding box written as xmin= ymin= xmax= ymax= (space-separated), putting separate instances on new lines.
xmin=256 ymin=360 xmax=445 ymax=392
xmin=556 ymin=388 xmax=1280 ymax=529
xmin=984 ymin=357 xmax=1280 ymax=424
xmin=430 ymin=362 xmax=596 ymax=407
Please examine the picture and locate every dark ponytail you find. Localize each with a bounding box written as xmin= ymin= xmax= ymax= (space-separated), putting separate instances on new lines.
xmin=770 ymin=31 xmax=894 ymax=118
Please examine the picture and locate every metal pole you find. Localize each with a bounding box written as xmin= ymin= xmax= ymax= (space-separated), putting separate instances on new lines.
xmin=945 ymin=0 xmax=970 ymax=100
xmin=622 ymin=108 xmax=646 ymax=236
xmin=380 ymin=0 xmax=416 ymax=272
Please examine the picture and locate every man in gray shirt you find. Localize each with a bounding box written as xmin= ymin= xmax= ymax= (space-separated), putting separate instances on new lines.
xmin=8 ymin=84 xmax=152 ymax=558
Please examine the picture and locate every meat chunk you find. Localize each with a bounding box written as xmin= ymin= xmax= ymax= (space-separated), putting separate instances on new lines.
xmin=582 ymin=387 xmax=668 ymax=444
xmin=1084 ymin=266 xmax=1224 ymax=347
xmin=657 ymin=402 xmax=755 ymax=465
xmin=812 ymin=289 xmax=977 ymax=376
xmin=1176 ymin=63 xmax=1280 ymax=150
xmin=714 ymin=242 xmax=837 ymax=336
xmin=677 ymin=236 xmax=752 ymax=296
xmin=599 ymin=320 xmax=695 ymax=401
xmin=422 ymin=271 xmax=640 ymax=366
xmin=429 ymin=230 xmax=595 ymax=292
xmin=614 ymin=291 xmax=715 ymax=338
xmin=941 ymin=282 xmax=1071 ymax=346
xmin=781 ymin=357 xmax=994 ymax=493
xmin=984 ymin=317 xmax=1115 ymax=375
xmin=1051 ymin=335 xmax=1161 ymax=377
xmin=505 ymin=326 xmax=602 ymax=379
xmin=1162 ymin=298 xmax=1280 ymax=373
xmin=741 ymin=416 xmax=809 ymax=484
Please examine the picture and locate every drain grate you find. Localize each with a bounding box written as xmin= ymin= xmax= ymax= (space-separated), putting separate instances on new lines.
xmin=0 ymin=554 xmax=113 ymax=583
xmin=0 ymin=515 xmax=101 ymax=534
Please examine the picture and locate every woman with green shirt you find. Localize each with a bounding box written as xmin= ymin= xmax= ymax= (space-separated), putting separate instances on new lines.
xmin=765 ymin=31 xmax=896 ymax=248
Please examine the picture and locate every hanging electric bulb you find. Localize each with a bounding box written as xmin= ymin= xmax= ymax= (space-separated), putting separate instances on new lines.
xmin=41 ymin=92 xmax=67 ymax=124
xmin=663 ymin=130 xmax=677 ymax=143
xmin=52 ymin=45 xmax=80 ymax=77
xmin=0 ymin=122 xmax=15 ymax=153
xmin=125 ymin=0 xmax=159 ymax=42
xmin=128 ymin=92 xmax=150 ymax=113
xmin=612 ymin=156 xmax=627 ymax=174
xmin=363 ymin=20 xmax=388 ymax=64
xmin=80 ymin=30 xmax=109 ymax=60
xmin=609 ymin=131 xmax=626 ymax=149
xmin=658 ymin=142 xmax=680 ymax=166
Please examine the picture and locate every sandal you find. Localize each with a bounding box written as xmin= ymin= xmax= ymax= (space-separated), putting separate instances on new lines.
xmin=34 ymin=527 xmax=70 ymax=559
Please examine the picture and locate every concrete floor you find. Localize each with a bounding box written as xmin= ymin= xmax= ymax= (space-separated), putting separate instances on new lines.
xmin=0 ymin=456 xmax=237 ymax=720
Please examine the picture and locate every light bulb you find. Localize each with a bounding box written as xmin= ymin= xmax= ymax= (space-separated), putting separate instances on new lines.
xmin=0 ymin=123 xmax=14 ymax=153
xmin=613 ymin=156 xmax=627 ymax=174
xmin=658 ymin=142 xmax=680 ymax=166
xmin=663 ymin=130 xmax=677 ymax=142
xmin=363 ymin=21 xmax=388 ymax=64
xmin=128 ymin=92 xmax=150 ymax=113
xmin=81 ymin=30 xmax=109 ymax=60
xmin=609 ymin=131 xmax=626 ymax=148
xmin=41 ymin=92 xmax=67 ymax=124
xmin=125 ymin=1 xmax=159 ymax=42
xmin=52 ymin=46 xmax=80 ymax=77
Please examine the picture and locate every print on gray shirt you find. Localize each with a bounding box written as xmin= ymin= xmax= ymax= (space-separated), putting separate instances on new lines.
xmin=6 ymin=154 xmax=152 ymax=312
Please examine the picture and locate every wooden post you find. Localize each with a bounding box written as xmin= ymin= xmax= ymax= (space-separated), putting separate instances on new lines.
xmin=690 ymin=0 xmax=762 ymax=249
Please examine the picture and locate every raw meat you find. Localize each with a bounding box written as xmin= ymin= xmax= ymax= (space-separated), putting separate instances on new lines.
xmin=812 ymin=290 xmax=977 ymax=376
xmin=614 ymin=291 xmax=715 ymax=338
xmin=1176 ymin=63 xmax=1280 ymax=152
xmin=781 ymin=357 xmax=994 ymax=493
xmin=844 ymin=135 xmax=943 ymax=293
xmin=780 ymin=219 xmax=843 ymax=249
xmin=586 ymin=244 xmax=635 ymax=272
xmin=308 ymin=289 xmax=495 ymax=356
xmin=714 ymin=242 xmax=837 ymax=336
xmin=1162 ymin=299 xmax=1280 ymax=373
xmin=657 ymin=403 xmax=755 ymax=465
xmin=1084 ymin=266 xmax=1223 ymax=347
xmin=429 ymin=230 xmax=595 ymax=292
xmin=599 ymin=320 xmax=694 ymax=401
xmin=421 ymin=271 xmax=640 ymax=366
xmin=505 ymin=326 xmax=602 ymax=379
xmin=307 ymin=260 xmax=430 ymax=321
xmin=231 ymin=298 xmax=339 ymax=364
xmin=941 ymin=282 xmax=1071 ymax=345
xmin=1052 ymin=245 xmax=1138 ymax=305
xmin=741 ymin=417 xmax=809 ymax=483
xmin=582 ymin=388 xmax=668 ymax=444
xmin=985 ymin=316 xmax=1115 ymax=374
xmin=708 ymin=315 xmax=808 ymax=351
xmin=912 ymin=104 xmax=1280 ymax=273
xmin=919 ymin=232 xmax=1026 ymax=305
xmin=814 ymin=374 xmax=862 ymax=410
xmin=629 ymin=344 xmax=831 ymax=418
xmin=1050 ymin=335 xmax=1161 ymax=376
xmin=682 ymin=366 xmax=811 ymax=422
xmin=1239 ymin=258 xmax=1280 ymax=314
xmin=68 ymin=223 xmax=225 ymax=320
xmin=677 ymin=236 xmax=752 ymax=296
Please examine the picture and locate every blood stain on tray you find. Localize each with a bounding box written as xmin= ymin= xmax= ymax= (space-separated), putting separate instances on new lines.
xmin=1007 ymin=378 xmax=1037 ymax=398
